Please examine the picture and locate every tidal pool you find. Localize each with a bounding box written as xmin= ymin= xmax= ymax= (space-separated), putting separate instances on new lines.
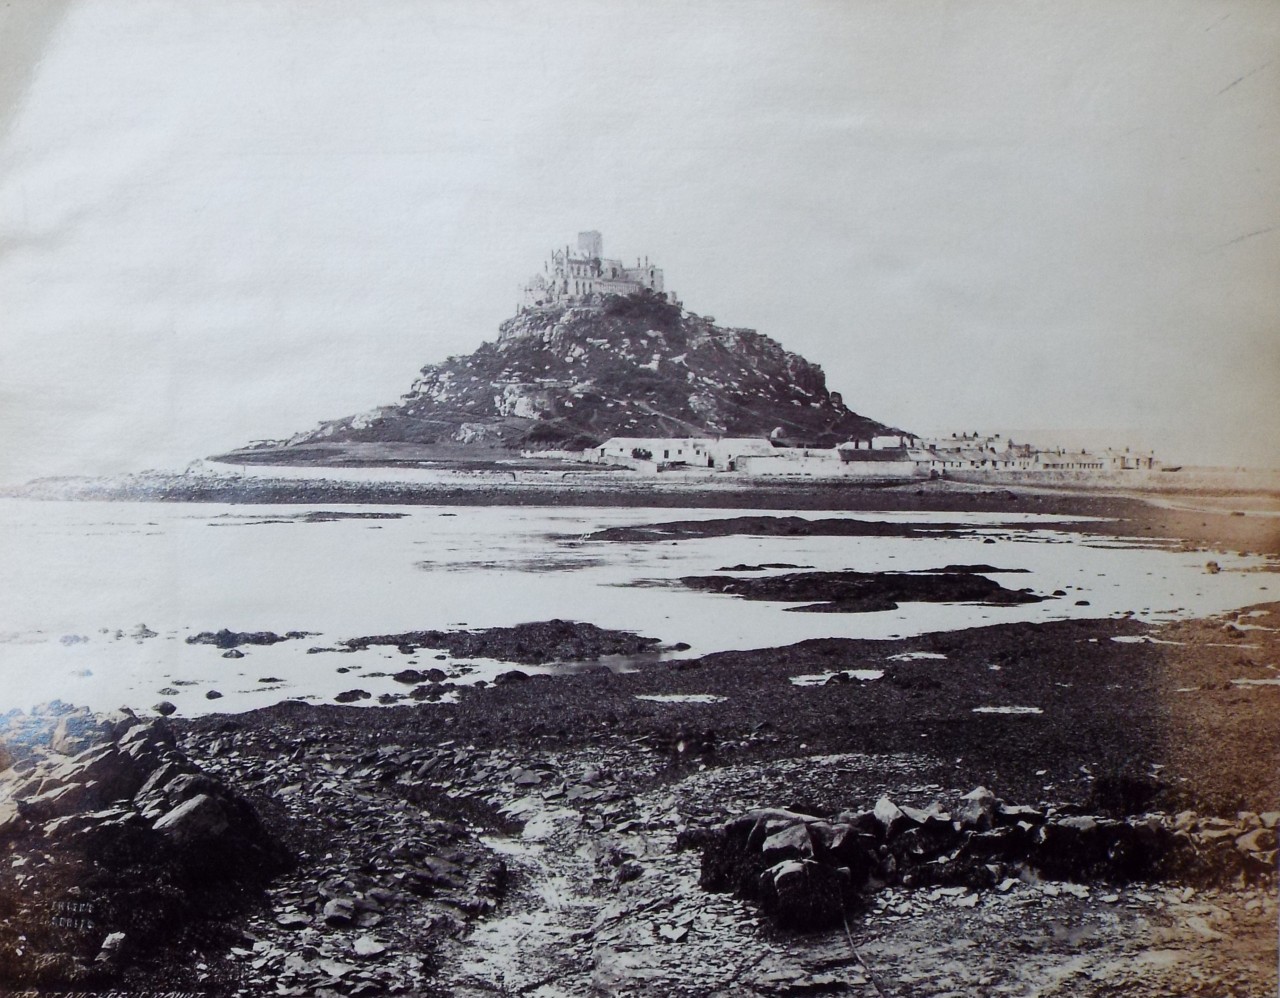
xmin=0 ymin=499 xmax=1272 ymax=714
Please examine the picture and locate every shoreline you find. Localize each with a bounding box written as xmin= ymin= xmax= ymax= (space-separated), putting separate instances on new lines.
xmin=7 ymin=467 xmax=1279 ymax=559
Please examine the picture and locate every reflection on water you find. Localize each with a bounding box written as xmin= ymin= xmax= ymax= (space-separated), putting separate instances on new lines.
xmin=0 ymin=499 xmax=1272 ymax=715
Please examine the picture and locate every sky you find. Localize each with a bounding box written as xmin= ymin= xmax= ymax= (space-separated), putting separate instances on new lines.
xmin=0 ymin=0 xmax=1276 ymax=481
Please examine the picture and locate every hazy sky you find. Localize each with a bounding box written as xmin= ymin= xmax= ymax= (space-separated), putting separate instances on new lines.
xmin=1 ymin=0 xmax=1276 ymax=480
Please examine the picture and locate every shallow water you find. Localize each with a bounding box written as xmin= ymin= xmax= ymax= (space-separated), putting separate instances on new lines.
xmin=0 ymin=499 xmax=1272 ymax=715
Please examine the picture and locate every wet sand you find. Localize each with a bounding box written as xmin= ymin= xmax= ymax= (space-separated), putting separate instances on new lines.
xmin=13 ymin=471 xmax=1280 ymax=556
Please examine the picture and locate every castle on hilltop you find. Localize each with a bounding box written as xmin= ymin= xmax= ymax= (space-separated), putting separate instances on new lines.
xmin=520 ymin=231 xmax=678 ymax=309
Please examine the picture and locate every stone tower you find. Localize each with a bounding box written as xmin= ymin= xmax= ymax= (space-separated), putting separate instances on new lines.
xmin=577 ymin=231 xmax=603 ymax=259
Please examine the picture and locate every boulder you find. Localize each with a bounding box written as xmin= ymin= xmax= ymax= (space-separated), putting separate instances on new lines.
xmin=162 ymin=772 xmax=220 ymax=806
xmin=834 ymin=808 xmax=884 ymax=838
xmin=744 ymin=810 xmax=820 ymax=853
xmin=758 ymin=859 xmax=849 ymax=931
xmin=0 ymin=797 xmax=26 ymax=837
xmin=761 ymin=822 xmax=815 ymax=866
xmin=996 ymin=803 xmax=1044 ymax=825
xmin=822 ymin=824 xmax=880 ymax=886
xmin=323 ymin=898 xmax=356 ymax=926
xmin=18 ymin=782 xmax=93 ymax=821
xmin=353 ymin=935 xmax=386 ymax=958
xmin=892 ymin=822 xmax=962 ymax=864
xmin=117 ymin=719 xmax=176 ymax=761
xmin=956 ymin=787 xmax=998 ymax=832
xmin=50 ymin=712 xmax=105 ymax=756
xmin=1105 ymin=817 xmax=1176 ymax=881
xmin=134 ymin=762 xmax=185 ymax=803
xmin=96 ymin=931 xmax=127 ymax=963
xmin=58 ymin=746 xmax=150 ymax=805
xmin=152 ymin=793 xmax=230 ymax=843
xmin=901 ymin=803 xmax=951 ymax=826
xmin=873 ymin=797 xmax=912 ymax=839
xmin=1236 ymin=827 xmax=1277 ymax=854
xmin=725 ymin=808 xmax=816 ymax=844
xmin=958 ymin=825 xmax=1027 ymax=862
xmin=1031 ymin=815 xmax=1111 ymax=880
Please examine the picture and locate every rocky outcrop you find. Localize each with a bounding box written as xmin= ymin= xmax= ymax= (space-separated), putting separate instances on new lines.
xmin=696 ymin=789 xmax=1277 ymax=930
xmin=186 ymin=628 xmax=312 ymax=649
xmin=680 ymin=568 xmax=1045 ymax=613
xmin=0 ymin=705 xmax=289 ymax=988
xmin=340 ymin=619 xmax=662 ymax=665
xmin=263 ymin=293 xmax=896 ymax=453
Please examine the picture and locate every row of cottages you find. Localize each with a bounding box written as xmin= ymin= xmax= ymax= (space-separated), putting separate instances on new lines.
xmin=1104 ymin=449 xmax=1158 ymax=471
xmin=928 ymin=445 xmax=1155 ymax=473
xmin=589 ymin=437 xmax=775 ymax=470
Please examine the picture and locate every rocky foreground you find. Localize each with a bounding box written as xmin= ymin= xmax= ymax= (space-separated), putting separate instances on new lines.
xmin=1 ymin=600 xmax=1277 ymax=995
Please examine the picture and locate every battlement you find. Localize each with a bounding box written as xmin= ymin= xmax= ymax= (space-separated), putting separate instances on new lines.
xmin=520 ymin=232 xmax=678 ymax=310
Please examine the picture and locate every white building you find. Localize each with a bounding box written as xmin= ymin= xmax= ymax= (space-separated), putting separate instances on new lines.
xmin=589 ymin=436 xmax=773 ymax=470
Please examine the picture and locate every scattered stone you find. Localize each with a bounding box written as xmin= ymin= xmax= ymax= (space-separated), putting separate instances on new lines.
xmin=222 ymin=649 xmax=246 ymax=659
xmin=96 ymin=931 xmax=127 ymax=962
xmin=353 ymin=935 xmax=387 ymax=957
xmin=205 ymin=690 xmax=224 ymax=700
xmin=334 ymin=690 xmax=372 ymax=703
xmin=324 ymin=898 xmax=356 ymax=926
xmin=154 ymin=701 xmax=178 ymax=717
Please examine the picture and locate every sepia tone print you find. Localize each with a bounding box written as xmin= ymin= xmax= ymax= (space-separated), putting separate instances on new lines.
xmin=0 ymin=2 xmax=1276 ymax=995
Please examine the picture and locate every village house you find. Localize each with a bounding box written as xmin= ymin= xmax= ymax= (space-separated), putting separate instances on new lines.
xmin=918 ymin=433 xmax=1159 ymax=475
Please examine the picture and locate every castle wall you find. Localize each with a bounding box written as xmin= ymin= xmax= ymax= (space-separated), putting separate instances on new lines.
xmin=521 ymin=233 xmax=669 ymax=307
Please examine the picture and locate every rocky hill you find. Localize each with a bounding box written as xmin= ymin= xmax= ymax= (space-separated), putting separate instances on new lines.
xmin=255 ymin=293 xmax=899 ymax=457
